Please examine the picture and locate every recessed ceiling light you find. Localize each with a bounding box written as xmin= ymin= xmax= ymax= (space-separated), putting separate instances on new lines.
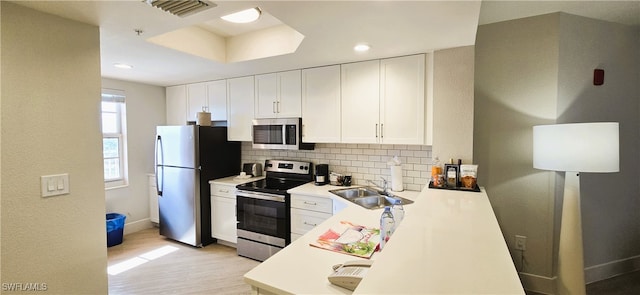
xmin=354 ymin=43 xmax=370 ymax=52
xmin=114 ymin=63 xmax=133 ymax=69
xmin=221 ymin=7 xmax=261 ymax=24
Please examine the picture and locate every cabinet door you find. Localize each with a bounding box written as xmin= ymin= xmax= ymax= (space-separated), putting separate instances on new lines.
xmin=227 ymin=76 xmax=254 ymax=141
xmin=255 ymin=70 xmax=301 ymax=119
xmin=291 ymin=208 xmax=332 ymax=236
xmin=207 ymin=80 xmax=227 ymax=121
xmin=211 ymin=196 xmax=237 ymax=243
xmin=166 ymin=85 xmax=187 ymax=125
xmin=341 ymin=60 xmax=380 ymax=143
xmin=187 ymin=82 xmax=208 ymax=123
xmin=301 ymin=66 xmax=341 ymax=143
xmin=277 ymin=70 xmax=302 ymax=118
xmin=380 ymin=54 xmax=425 ymax=144
xmin=254 ymin=73 xmax=278 ymax=118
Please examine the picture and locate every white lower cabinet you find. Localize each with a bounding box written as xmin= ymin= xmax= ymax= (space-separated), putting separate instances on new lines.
xmin=210 ymin=183 xmax=237 ymax=244
xmin=148 ymin=174 xmax=159 ymax=224
xmin=290 ymin=194 xmax=333 ymax=241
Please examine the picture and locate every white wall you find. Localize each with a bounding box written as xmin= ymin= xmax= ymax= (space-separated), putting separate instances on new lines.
xmin=432 ymin=45 xmax=475 ymax=164
xmin=1 ymin=2 xmax=107 ymax=293
xmin=101 ymin=78 xmax=165 ymax=234
xmin=556 ymin=14 xmax=640 ymax=283
xmin=475 ymin=12 xmax=640 ymax=293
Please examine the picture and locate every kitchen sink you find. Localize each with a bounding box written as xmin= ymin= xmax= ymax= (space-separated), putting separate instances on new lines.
xmin=329 ymin=187 xmax=414 ymax=210
xmin=330 ymin=187 xmax=381 ymax=199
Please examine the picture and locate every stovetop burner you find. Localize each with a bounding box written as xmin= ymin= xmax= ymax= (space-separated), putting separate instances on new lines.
xmin=236 ymin=178 xmax=310 ymax=195
xmin=236 ymin=159 xmax=313 ymax=195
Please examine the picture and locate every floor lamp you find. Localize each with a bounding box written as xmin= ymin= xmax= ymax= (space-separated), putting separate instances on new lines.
xmin=533 ymin=122 xmax=619 ymax=295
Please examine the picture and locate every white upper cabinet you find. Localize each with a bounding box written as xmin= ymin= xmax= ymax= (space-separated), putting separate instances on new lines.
xmin=255 ymin=70 xmax=301 ymax=118
xmin=227 ymin=76 xmax=254 ymax=141
xmin=341 ymin=54 xmax=425 ymax=144
xmin=380 ymin=54 xmax=425 ymax=144
xmin=166 ymin=85 xmax=187 ymax=125
xmin=186 ymin=80 xmax=227 ymax=123
xmin=341 ymin=60 xmax=381 ymax=144
xmin=186 ymin=82 xmax=207 ymax=122
xmin=207 ymin=80 xmax=227 ymax=121
xmin=301 ymin=65 xmax=341 ymax=143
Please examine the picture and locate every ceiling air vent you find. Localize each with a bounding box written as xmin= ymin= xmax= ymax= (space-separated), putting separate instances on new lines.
xmin=144 ymin=0 xmax=216 ymax=18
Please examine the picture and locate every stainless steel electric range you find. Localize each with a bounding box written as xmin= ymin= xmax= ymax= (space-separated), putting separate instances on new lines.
xmin=235 ymin=159 xmax=313 ymax=261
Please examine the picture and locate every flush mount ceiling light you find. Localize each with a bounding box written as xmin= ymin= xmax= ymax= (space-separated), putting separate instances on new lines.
xmin=221 ymin=7 xmax=262 ymax=23
xmin=114 ymin=63 xmax=133 ymax=69
xmin=354 ymin=43 xmax=370 ymax=52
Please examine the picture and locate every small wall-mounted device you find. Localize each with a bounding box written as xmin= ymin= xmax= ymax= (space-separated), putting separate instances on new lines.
xmin=594 ymin=69 xmax=604 ymax=85
xmin=327 ymin=259 xmax=374 ymax=291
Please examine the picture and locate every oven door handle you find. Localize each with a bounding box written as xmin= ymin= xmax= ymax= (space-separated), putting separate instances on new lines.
xmin=237 ymin=190 xmax=285 ymax=203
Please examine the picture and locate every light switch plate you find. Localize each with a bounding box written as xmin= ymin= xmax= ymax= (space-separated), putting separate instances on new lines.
xmin=41 ymin=173 xmax=69 ymax=197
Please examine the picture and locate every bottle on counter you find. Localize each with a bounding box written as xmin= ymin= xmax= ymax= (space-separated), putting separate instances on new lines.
xmin=379 ymin=206 xmax=395 ymax=250
xmin=446 ymin=164 xmax=457 ymax=187
xmin=431 ymin=157 xmax=443 ymax=187
xmin=391 ymin=199 xmax=404 ymax=226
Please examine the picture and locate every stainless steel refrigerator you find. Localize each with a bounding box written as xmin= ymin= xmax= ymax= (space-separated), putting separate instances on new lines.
xmin=155 ymin=125 xmax=240 ymax=247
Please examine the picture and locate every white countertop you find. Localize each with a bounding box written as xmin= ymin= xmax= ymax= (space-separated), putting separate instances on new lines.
xmin=243 ymin=184 xmax=524 ymax=294
xmin=209 ymin=175 xmax=265 ymax=186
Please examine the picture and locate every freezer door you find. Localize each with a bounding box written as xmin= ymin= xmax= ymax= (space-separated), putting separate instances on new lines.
xmin=158 ymin=166 xmax=201 ymax=247
xmin=156 ymin=125 xmax=197 ymax=169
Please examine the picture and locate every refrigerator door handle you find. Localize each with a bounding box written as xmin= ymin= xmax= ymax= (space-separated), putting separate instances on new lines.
xmin=155 ymin=135 xmax=164 ymax=196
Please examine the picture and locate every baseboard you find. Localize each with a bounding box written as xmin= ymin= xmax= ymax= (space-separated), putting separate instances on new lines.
xmin=123 ymin=218 xmax=154 ymax=235
xmin=519 ymin=272 xmax=556 ymax=294
xmin=585 ymin=254 xmax=640 ymax=284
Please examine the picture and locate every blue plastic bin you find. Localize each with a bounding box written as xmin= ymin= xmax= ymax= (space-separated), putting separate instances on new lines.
xmin=106 ymin=213 xmax=126 ymax=247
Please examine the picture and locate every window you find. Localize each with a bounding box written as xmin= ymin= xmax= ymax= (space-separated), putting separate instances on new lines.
xmin=102 ymin=89 xmax=128 ymax=188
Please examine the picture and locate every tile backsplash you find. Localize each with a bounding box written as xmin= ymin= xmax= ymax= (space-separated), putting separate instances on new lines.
xmin=240 ymin=142 xmax=433 ymax=192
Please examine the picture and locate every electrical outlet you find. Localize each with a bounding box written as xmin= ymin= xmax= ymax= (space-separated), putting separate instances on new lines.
xmin=515 ymin=235 xmax=527 ymax=251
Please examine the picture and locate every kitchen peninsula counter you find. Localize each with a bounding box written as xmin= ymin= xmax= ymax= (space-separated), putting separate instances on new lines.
xmin=243 ymin=184 xmax=524 ymax=294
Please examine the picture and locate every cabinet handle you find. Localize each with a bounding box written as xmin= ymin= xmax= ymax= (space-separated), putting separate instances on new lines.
xmin=219 ymin=189 xmax=229 ymax=193
xmin=273 ymin=101 xmax=276 ymax=113
xmin=381 ymin=123 xmax=384 ymax=138
xmin=303 ymin=221 xmax=317 ymax=227
xmin=304 ymin=201 xmax=317 ymax=205
xmin=375 ymin=124 xmax=379 ymax=138
xmin=277 ymin=101 xmax=280 ymax=113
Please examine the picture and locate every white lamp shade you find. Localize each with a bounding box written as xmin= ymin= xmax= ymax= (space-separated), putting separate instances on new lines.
xmin=533 ymin=122 xmax=619 ymax=173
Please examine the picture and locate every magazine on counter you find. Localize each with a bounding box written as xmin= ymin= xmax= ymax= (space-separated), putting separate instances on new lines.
xmin=309 ymin=220 xmax=380 ymax=259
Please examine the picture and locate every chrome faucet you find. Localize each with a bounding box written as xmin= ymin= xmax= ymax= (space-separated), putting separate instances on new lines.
xmin=367 ymin=177 xmax=388 ymax=194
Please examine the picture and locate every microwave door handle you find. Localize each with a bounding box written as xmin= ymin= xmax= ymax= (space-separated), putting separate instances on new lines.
xmin=283 ymin=124 xmax=287 ymax=143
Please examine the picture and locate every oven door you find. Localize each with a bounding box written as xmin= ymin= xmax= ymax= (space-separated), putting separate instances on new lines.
xmin=236 ymin=191 xmax=290 ymax=243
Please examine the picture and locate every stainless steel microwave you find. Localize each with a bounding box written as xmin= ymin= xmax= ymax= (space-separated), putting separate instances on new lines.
xmin=252 ymin=118 xmax=314 ymax=150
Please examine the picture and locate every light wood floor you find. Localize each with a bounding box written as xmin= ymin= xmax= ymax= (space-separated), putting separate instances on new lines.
xmin=107 ymin=227 xmax=259 ymax=295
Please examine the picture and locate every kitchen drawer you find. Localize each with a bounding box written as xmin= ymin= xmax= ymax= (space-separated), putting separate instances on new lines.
xmin=290 ymin=194 xmax=332 ymax=214
xmin=291 ymin=208 xmax=332 ymax=235
xmin=210 ymin=183 xmax=236 ymax=199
